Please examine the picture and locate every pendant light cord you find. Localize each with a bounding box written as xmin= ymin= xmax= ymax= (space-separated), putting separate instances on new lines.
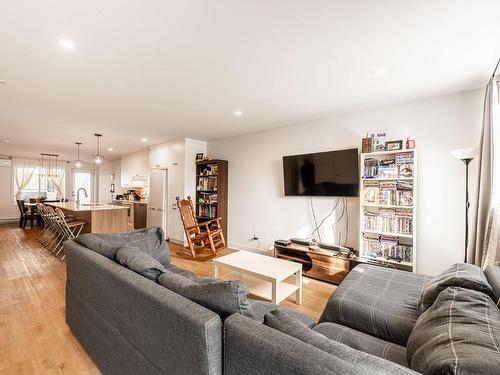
xmin=492 ymin=56 xmax=500 ymax=78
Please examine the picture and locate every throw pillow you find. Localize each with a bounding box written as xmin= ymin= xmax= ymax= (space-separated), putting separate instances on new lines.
xmin=115 ymin=246 xmax=166 ymax=281
xmin=75 ymin=233 xmax=121 ymax=259
xmin=158 ymin=270 xmax=255 ymax=319
xmin=407 ymin=287 xmax=500 ymax=374
xmin=484 ymin=265 xmax=500 ymax=306
xmin=76 ymin=227 xmax=170 ymax=266
xmin=418 ymin=263 xmax=492 ymax=314
xmin=164 ymin=264 xmax=200 ymax=281
xmin=263 ymin=309 xmax=416 ymax=374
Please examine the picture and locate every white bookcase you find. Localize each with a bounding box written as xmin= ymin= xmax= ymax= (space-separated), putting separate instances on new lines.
xmin=359 ymin=149 xmax=417 ymax=272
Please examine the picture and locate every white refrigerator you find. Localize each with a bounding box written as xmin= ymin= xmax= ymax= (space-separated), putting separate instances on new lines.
xmin=147 ymin=169 xmax=168 ymax=234
xmin=147 ymin=166 xmax=185 ymax=243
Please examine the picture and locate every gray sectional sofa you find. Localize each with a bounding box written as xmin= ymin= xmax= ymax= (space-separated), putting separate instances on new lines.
xmin=64 ymin=228 xmax=500 ymax=375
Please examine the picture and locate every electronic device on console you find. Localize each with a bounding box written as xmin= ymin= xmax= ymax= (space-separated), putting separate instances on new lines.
xmin=274 ymin=239 xmax=292 ymax=247
xmin=289 ymin=238 xmax=352 ymax=255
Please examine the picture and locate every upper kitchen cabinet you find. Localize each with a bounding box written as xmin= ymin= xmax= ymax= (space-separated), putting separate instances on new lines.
xmin=150 ymin=141 xmax=185 ymax=169
xmin=121 ymin=150 xmax=149 ymax=188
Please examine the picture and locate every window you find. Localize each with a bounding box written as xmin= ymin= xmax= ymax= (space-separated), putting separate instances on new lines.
xmin=12 ymin=159 xmax=65 ymax=201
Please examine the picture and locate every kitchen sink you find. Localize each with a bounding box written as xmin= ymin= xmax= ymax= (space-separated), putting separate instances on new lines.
xmin=80 ymin=203 xmax=107 ymax=206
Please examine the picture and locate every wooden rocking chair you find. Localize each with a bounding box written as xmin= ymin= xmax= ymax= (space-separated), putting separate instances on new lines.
xmin=176 ymin=196 xmax=226 ymax=260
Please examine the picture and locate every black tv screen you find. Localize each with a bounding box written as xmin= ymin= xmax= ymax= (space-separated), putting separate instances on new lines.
xmin=283 ymin=148 xmax=359 ymax=197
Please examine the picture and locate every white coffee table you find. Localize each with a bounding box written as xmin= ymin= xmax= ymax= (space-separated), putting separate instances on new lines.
xmin=212 ymin=250 xmax=302 ymax=305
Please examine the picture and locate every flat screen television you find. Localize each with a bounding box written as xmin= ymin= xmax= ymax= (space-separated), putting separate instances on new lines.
xmin=283 ymin=148 xmax=359 ymax=197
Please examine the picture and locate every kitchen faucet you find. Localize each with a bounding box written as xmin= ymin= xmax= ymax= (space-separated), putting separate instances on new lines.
xmin=76 ymin=188 xmax=88 ymax=207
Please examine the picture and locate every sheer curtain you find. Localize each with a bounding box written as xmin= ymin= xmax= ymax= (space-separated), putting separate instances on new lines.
xmin=50 ymin=169 xmax=65 ymax=199
xmin=470 ymin=76 xmax=499 ymax=267
xmin=13 ymin=158 xmax=37 ymax=200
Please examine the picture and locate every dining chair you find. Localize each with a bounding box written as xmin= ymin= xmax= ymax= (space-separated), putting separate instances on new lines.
xmin=16 ymin=200 xmax=29 ymax=229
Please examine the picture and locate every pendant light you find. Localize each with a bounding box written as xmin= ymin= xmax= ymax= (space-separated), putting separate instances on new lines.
xmin=92 ymin=133 xmax=104 ymax=165
xmin=74 ymin=142 xmax=83 ymax=168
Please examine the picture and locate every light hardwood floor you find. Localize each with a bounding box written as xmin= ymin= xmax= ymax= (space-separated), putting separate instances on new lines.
xmin=0 ymin=224 xmax=336 ymax=374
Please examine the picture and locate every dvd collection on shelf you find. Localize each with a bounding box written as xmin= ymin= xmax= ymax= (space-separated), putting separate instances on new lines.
xmin=362 ymin=233 xmax=413 ymax=263
xmin=363 ymin=152 xmax=414 ymax=179
xmin=363 ymin=208 xmax=413 ymax=234
xmin=362 ymin=180 xmax=413 ymax=206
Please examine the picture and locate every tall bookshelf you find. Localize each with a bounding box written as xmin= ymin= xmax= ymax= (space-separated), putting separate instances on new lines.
xmin=195 ymin=159 xmax=228 ymax=239
xmin=359 ymin=149 xmax=417 ymax=272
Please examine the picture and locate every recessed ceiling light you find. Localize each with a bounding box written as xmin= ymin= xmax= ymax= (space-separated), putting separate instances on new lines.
xmin=141 ymin=138 xmax=148 ymax=142
xmin=372 ymin=68 xmax=386 ymax=77
xmin=57 ymin=38 xmax=76 ymax=50
xmin=108 ymin=147 xmax=114 ymax=152
xmin=234 ymin=110 xmax=243 ymax=117
xmin=0 ymin=139 xmax=10 ymax=143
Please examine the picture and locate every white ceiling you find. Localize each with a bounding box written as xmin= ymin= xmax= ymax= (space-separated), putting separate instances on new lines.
xmin=1 ymin=0 xmax=499 ymax=161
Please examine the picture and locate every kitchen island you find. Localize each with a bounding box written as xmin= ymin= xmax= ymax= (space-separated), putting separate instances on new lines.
xmin=46 ymin=202 xmax=129 ymax=234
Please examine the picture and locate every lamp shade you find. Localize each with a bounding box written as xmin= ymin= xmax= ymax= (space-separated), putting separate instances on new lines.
xmin=450 ymin=148 xmax=476 ymax=161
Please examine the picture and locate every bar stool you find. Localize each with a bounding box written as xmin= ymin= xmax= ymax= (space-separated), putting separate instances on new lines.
xmin=54 ymin=208 xmax=86 ymax=261
xmin=36 ymin=203 xmax=52 ymax=246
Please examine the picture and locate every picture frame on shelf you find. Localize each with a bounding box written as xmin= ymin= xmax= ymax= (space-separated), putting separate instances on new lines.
xmin=367 ymin=131 xmax=387 ymax=151
xmin=385 ymin=140 xmax=403 ymax=151
xmin=195 ymin=153 xmax=204 ymax=161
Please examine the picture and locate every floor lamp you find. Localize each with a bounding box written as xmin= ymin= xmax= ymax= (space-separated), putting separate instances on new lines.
xmin=450 ymin=148 xmax=476 ymax=263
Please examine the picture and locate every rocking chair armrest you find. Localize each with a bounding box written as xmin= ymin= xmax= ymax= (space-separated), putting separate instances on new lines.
xmin=198 ymin=217 xmax=222 ymax=226
xmin=185 ymin=223 xmax=204 ymax=230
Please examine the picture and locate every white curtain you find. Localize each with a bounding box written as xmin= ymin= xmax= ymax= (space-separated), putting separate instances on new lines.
xmin=470 ymin=77 xmax=500 ymax=267
xmin=50 ymin=169 xmax=65 ymax=199
xmin=13 ymin=158 xmax=37 ymax=200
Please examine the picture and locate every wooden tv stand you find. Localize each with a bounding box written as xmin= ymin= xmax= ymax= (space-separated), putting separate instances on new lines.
xmin=273 ymin=242 xmax=351 ymax=285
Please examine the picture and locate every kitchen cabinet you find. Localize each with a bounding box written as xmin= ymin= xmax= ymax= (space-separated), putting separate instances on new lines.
xmin=121 ymin=150 xmax=149 ymax=188
xmin=149 ymin=141 xmax=185 ymax=169
xmin=133 ymin=202 xmax=147 ymax=229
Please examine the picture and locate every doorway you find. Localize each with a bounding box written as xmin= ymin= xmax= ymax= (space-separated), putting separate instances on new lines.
xmin=72 ymin=169 xmax=94 ymax=203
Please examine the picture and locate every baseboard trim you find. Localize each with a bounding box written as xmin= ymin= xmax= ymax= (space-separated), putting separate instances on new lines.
xmin=0 ymin=218 xmax=17 ymax=224
xmin=228 ymin=242 xmax=272 ymax=255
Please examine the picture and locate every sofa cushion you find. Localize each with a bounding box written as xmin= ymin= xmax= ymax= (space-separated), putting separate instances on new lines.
xmin=319 ymin=264 xmax=431 ymax=346
xmin=75 ymin=227 xmax=170 ymax=266
xmin=313 ymin=322 xmax=408 ymax=367
xmin=407 ymin=287 xmax=500 ymax=375
xmin=484 ymin=265 xmax=500 ymax=306
xmin=249 ymin=299 xmax=315 ymax=328
xmin=418 ymin=263 xmax=493 ymax=314
xmin=263 ymin=309 xmax=417 ymax=374
xmin=115 ymin=246 xmax=166 ymax=281
xmin=158 ymin=270 xmax=255 ymax=319
xmin=164 ymin=264 xmax=200 ymax=281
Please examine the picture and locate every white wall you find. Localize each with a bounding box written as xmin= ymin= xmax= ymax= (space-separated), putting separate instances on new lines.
xmin=0 ymin=165 xmax=19 ymax=221
xmin=208 ymin=89 xmax=484 ymax=275
xmin=184 ymin=138 xmax=208 ymax=200
xmin=97 ymin=160 xmax=119 ymax=203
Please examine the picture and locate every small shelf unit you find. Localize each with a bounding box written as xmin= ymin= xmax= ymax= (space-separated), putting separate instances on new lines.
xmin=195 ymin=159 xmax=228 ymax=239
xmin=359 ymin=149 xmax=417 ymax=272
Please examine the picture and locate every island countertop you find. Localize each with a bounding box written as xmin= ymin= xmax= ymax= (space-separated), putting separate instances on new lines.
xmin=46 ymin=202 xmax=129 ymax=233
xmin=46 ymin=202 xmax=129 ymax=212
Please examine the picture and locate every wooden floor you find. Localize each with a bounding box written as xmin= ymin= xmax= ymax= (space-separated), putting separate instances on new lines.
xmin=0 ymin=224 xmax=336 ymax=374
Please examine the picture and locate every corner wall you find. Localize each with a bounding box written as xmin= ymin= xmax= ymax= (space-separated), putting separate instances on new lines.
xmin=208 ymin=89 xmax=484 ymax=275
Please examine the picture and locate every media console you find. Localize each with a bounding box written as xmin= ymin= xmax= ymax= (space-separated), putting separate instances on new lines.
xmin=273 ymin=241 xmax=351 ymax=285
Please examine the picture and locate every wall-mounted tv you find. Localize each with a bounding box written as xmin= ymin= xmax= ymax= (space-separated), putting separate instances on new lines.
xmin=283 ymin=148 xmax=359 ymax=197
